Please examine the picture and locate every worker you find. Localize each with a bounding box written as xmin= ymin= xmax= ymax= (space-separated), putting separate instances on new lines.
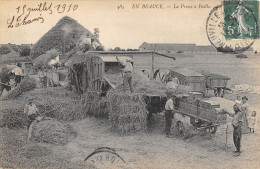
xmin=24 ymin=99 xmax=40 ymax=133
xmin=165 ymin=93 xmax=175 ymax=137
xmin=0 ymin=66 xmax=11 ymax=96
xmin=166 ymin=76 xmax=179 ymax=91
xmin=214 ymin=88 xmax=224 ymax=97
xmin=91 ymin=39 xmax=101 ymax=50
xmin=11 ymin=63 xmax=23 ymax=86
xmin=227 ymin=104 xmax=243 ymax=156
xmin=116 ymin=56 xmax=134 ymax=93
xmin=38 ymin=68 xmax=47 ymax=88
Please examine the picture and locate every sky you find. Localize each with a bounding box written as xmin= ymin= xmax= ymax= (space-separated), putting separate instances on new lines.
xmin=0 ymin=0 xmax=259 ymax=51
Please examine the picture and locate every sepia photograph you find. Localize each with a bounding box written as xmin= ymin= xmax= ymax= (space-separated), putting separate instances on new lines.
xmin=0 ymin=0 xmax=259 ymax=168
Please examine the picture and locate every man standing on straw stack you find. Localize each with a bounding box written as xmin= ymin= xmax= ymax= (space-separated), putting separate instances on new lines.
xmin=165 ymin=93 xmax=175 ymax=137
xmin=116 ymin=56 xmax=134 ymax=93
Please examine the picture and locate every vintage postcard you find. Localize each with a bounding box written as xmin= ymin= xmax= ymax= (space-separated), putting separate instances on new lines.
xmin=0 ymin=0 xmax=259 ymax=168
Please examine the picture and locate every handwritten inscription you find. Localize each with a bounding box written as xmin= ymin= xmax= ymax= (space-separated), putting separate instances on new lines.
xmin=7 ymin=2 xmax=78 ymax=28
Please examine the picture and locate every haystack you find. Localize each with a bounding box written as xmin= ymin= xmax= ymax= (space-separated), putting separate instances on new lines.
xmin=107 ymin=92 xmax=147 ymax=134
xmin=31 ymin=118 xmax=77 ymax=145
xmin=30 ymin=16 xmax=100 ymax=59
xmin=1 ymin=77 xmax=37 ymax=100
xmin=104 ymin=69 xmax=167 ymax=96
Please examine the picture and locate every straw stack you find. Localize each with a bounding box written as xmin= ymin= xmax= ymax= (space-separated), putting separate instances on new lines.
xmin=81 ymin=91 xmax=101 ymax=116
xmin=107 ymin=92 xmax=147 ymax=134
xmin=31 ymin=118 xmax=77 ymax=145
xmin=1 ymin=77 xmax=37 ymax=100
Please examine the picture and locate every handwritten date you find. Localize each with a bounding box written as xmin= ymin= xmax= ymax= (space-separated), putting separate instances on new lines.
xmin=7 ymin=2 xmax=78 ymax=28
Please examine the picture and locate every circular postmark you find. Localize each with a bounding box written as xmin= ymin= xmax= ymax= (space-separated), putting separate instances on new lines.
xmin=206 ymin=1 xmax=259 ymax=53
xmin=84 ymin=147 xmax=126 ymax=169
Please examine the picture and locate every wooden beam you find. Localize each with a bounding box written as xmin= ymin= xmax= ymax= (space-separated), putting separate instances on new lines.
xmin=86 ymin=51 xmax=176 ymax=60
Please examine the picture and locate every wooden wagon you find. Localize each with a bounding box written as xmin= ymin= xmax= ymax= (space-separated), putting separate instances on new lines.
xmin=167 ymin=68 xmax=206 ymax=94
xmin=172 ymin=92 xmax=227 ymax=134
xmin=201 ymin=72 xmax=230 ymax=97
xmin=146 ymin=92 xmax=227 ymax=135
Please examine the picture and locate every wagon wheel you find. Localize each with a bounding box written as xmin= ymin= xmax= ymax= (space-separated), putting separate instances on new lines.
xmin=176 ymin=121 xmax=184 ymax=136
xmin=208 ymin=126 xmax=217 ymax=134
xmin=190 ymin=117 xmax=196 ymax=125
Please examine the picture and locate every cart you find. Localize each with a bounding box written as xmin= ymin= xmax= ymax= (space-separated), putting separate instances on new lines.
xmin=171 ymin=93 xmax=227 ymax=135
xmin=167 ymin=68 xmax=206 ymax=94
xmin=144 ymin=92 xmax=226 ymax=135
xmin=202 ymin=72 xmax=230 ymax=97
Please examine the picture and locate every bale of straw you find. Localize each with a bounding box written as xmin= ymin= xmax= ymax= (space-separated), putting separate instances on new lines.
xmin=81 ymin=91 xmax=100 ymax=116
xmin=81 ymin=91 xmax=109 ymax=117
xmin=31 ymin=118 xmax=77 ymax=145
xmin=1 ymin=77 xmax=37 ymax=100
xmin=107 ymin=92 xmax=147 ymax=134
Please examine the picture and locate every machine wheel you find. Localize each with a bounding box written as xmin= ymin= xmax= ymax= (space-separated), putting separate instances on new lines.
xmin=176 ymin=121 xmax=184 ymax=136
xmin=190 ymin=117 xmax=196 ymax=125
xmin=208 ymin=126 xmax=217 ymax=134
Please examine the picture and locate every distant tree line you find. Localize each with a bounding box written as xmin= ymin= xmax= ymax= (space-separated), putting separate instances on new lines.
xmin=108 ymin=47 xmax=139 ymax=51
xmin=0 ymin=44 xmax=31 ymax=57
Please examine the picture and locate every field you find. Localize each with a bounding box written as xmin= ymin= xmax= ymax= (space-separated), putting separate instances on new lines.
xmin=0 ymin=53 xmax=260 ymax=168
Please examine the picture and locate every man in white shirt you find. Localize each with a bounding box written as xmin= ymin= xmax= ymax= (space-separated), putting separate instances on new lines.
xmin=24 ymin=100 xmax=40 ymax=132
xmin=165 ymin=94 xmax=175 ymax=137
xmin=166 ymin=77 xmax=179 ymax=90
xmin=11 ymin=63 xmax=23 ymax=85
xmin=116 ymin=56 xmax=134 ymax=93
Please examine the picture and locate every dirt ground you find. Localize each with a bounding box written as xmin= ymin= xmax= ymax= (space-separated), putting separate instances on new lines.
xmin=1 ymin=92 xmax=259 ymax=169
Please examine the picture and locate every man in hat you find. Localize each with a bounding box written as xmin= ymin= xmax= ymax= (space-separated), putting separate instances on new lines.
xmin=24 ymin=99 xmax=40 ymax=132
xmin=164 ymin=93 xmax=175 ymax=137
xmin=116 ymin=56 xmax=134 ymax=93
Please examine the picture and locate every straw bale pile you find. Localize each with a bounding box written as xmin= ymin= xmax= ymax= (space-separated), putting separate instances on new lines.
xmin=81 ymin=91 xmax=109 ymax=117
xmin=104 ymin=69 xmax=167 ymax=96
xmin=31 ymin=118 xmax=77 ymax=145
xmin=107 ymin=92 xmax=147 ymax=134
xmin=81 ymin=91 xmax=100 ymax=116
xmin=1 ymin=77 xmax=37 ymax=100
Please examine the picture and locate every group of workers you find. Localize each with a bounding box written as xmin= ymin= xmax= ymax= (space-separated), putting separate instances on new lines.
xmin=0 ymin=63 xmax=24 ymax=96
xmin=165 ymin=93 xmax=257 ymax=156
